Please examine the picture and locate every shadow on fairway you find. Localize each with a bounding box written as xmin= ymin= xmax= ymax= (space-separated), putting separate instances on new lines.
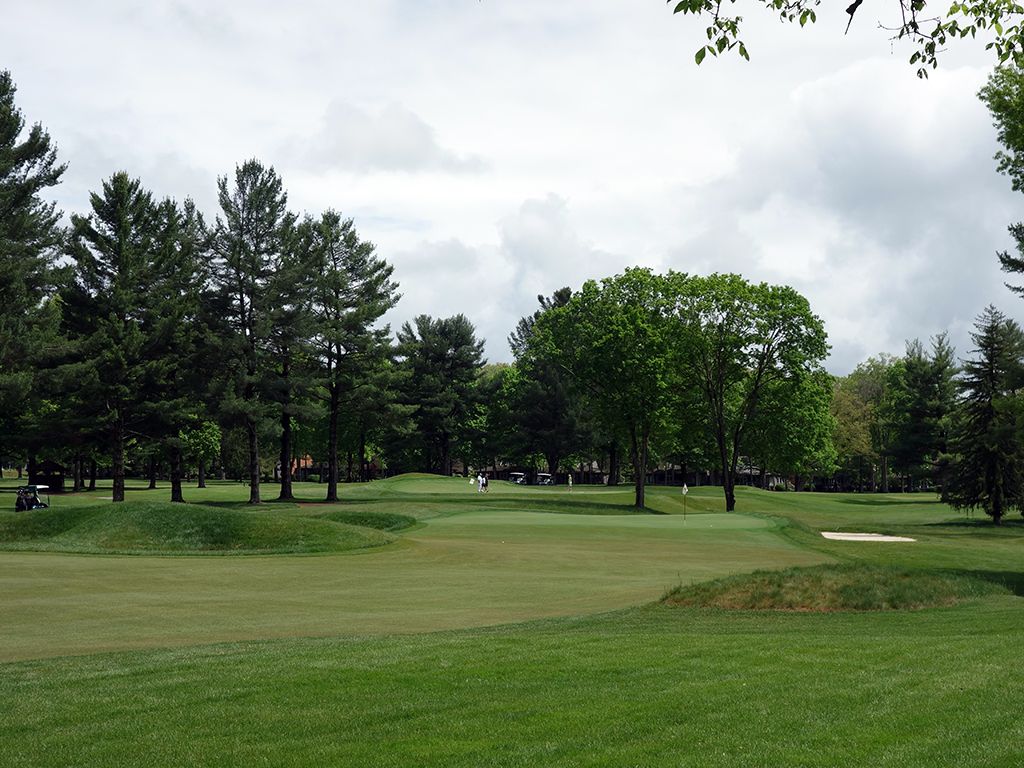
xmin=922 ymin=519 xmax=1024 ymax=534
xmin=951 ymin=569 xmax=1024 ymax=597
xmin=261 ymin=496 xmax=649 ymax=516
xmin=836 ymin=497 xmax=944 ymax=507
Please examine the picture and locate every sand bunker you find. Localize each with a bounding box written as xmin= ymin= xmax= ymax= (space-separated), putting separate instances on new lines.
xmin=821 ymin=531 xmax=916 ymax=542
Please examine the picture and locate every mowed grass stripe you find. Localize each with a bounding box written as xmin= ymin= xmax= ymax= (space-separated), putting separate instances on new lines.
xmin=0 ymin=510 xmax=828 ymax=661
xmin=4 ymin=602 xmax=1024 ymax=768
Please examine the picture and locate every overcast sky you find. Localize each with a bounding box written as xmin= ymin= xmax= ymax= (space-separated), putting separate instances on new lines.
xmin=5 ymin=1 xmax=1022 ymax=373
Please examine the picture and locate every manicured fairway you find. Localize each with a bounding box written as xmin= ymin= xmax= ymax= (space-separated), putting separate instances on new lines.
xmin=4 ymin=601 xmax=1024 ymax=767
xmin=2 ymin=476 xmax=1023 ymax=767
xmin=0 ymin=505 xmax=827 ymax=660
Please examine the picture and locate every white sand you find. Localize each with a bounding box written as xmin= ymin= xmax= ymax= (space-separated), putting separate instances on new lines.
xmin=821 ymin=531 xmax=916 ymax=542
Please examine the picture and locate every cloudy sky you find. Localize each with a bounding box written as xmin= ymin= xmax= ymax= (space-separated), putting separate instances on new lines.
xmin=5 ymin=1 xmax=1022 ymax=373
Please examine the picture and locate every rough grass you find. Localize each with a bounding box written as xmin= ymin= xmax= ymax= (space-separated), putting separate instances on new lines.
xmin=662 ymin=563 xmax=1007 ymax=611
xmin=0 ymin=502 xmax=393 ymax=554
xmin=318 ymin=510 xmax=417 ymax=531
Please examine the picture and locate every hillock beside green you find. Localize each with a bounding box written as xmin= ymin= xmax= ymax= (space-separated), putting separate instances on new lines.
xmin=663 ymin=563 xmax=1006 ymax=612
xmin=319 ymin=510 xmax=417 ymax=531
xmin=0 ymin=502 xmax=394 ymax=555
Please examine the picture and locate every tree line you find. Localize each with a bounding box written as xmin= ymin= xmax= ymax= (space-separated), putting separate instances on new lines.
xmin=3 ymin=68 xmax=1024 ymax=520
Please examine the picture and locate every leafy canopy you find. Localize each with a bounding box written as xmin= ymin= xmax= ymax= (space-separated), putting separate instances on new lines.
xmin=672 ymin=0 xmax=1024 ymax=78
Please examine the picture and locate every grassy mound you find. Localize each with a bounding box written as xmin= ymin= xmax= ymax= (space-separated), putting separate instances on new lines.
xmin=0 ymin=502 xmax=393 ymax=555
xmin=662 ymin=564 xmax=1006 ymax=612
xmin=319 ymin=510 xmax=417 ymax=531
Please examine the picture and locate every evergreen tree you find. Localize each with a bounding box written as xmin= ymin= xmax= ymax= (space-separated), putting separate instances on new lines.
xmin=891 ymin=334 xmax=957 ymax=490
xmin=507 ymin=288 xmax=582 ymax=476
xmin=942 ymin=306 xmax=1024 ymax=524
xmin=0 ymin=70 xmax=66 ymax=464
xmin=209 ymin=160 xmax=292 ymax=504
xmin=65 ymin=173 xmax=161 ymax=502
xmin=395 ymin=314 xmax=484 ymax=475
xmin=148 ymin=198 xmax=210 ymax=502
xmin=303 ymin=210 xmax=399 ymax=500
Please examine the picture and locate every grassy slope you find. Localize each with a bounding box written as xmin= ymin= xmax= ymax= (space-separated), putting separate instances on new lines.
xmin=3 ymin=476 xmax=1024 ymax=766
xmin=0 ymin=501 xmax=392 ymax=554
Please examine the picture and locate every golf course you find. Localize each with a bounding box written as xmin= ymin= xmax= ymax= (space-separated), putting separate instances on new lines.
xmin=2 ymin=474 xmax=1023 ymax=767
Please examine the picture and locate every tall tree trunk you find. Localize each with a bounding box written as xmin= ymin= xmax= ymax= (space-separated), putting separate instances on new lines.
xmin=629 ymin=427 xmax=648 ymax=509
xmin=198 ymin=458 xmax=207 ymax=488
xmin=608 ymin=442 xmax=620 ymax=486
xmin=716 ymin=433 xmax=735 ymax=512
xmin=326 ymin=388 xmax=340 ymax=502
xmin=147 ymin=456 xmax=157 ymax=490
xmin=73 ymin=456 xmax=83 ymax=492
xmin=112 ymin=418 xmax=125 ymax=503
xmin=359 ymin=429 xmax=368 ymax=483
xmin=346 ymin=450 xmax=353 ymax=483
xmin=546 ymin=452 xmax=560 ymax=477
xmin=278 ymin=412 xmax=293 ymax=501
xmin=170 ymin=446 xmax=184 ymax=503
xmin=88 ymin=458 xmax=97 ymax=491
xmin=881 ymin=455 xmax=890 ymax=493
xmin=246 ymin=416 xmax=261 ymax=504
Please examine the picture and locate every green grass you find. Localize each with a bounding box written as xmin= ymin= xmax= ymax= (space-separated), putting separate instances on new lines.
xmin=4 ymin=602 xmax=1024 ymax=767
xmin=663 ymin=563 xmax=1007 ymax=611
xmin=316 ymin=509 xmax=418 ymax=531
xmin=2 ymin=474 xmax=1024 ymax=766
xmin=0 ymin=501 xmax=393 ymax=554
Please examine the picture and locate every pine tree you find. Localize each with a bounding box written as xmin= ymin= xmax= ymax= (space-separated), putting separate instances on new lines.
xmin=395 ymin=315 xmax=484 ymax=475
xmin=304 ymin=211 xmax=398 ymax=501
xmin=942 ymin=306 xmax=1024 ymax=524
xmin=209 ymin=160 xmax=293 ymax=504
xmin=148 ymin=198 xmax=210 ymax=502
xmin=65 ymin=173 xmax=161 ymax=502
xmin=0 ymin=70 xmax=66 ymax=463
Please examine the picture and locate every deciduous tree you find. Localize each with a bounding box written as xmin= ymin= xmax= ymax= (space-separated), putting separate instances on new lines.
xmin=672 ymin=273 xmax=829 ymax=511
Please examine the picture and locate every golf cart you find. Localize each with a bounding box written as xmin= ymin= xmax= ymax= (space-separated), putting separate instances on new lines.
xmin=15 ymin=485 xmax=49 ymax=512
xmin=536 ymin=473 xmax=553 ymax=486
xmin=509 ymin=472 xmax=526 ymax=485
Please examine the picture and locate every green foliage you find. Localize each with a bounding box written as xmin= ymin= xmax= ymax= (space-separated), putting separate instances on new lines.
xmin=672 ymin=272 xmax=830 ymax=509
xmin=980 ymin=65 xmax=1024 ymax=194
xmin=394 ymin=314 xmax=485 ymax=474
xmin=0 ymin=71 xmax=66 ymax=458
xmin=890 ymin=334 xmax=958 ymax=488
xmin=64 ymin=172 xmax=175 ymax=501
xmin=209 ymin=160 xmax=294 ymax=503
xmin=503 ymin=289 xmax=586 ymax=475
xmin=295 ymin=210 xmax=398 ymax=495
xmin=534 ymin=268 xmax=679 ymax=508
xmin=942 ymin=306 xmax=1024 ymax=523
xmin=672 ymin=0 xmax=1024 ymax=78
xmin=180 ymin=421 xmax=222 ymax=465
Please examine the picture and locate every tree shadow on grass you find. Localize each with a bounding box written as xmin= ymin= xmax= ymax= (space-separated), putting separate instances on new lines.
xmin=924 ymin=518 xmax=1024 ymax=529
xmin=836 ymin=497 xmax=944 ymax=507
xmin=946 ymin=569 xmax=1024 ymax=597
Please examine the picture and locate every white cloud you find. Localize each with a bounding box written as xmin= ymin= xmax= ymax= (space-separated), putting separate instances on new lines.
xmin=4 ymin=1 xmax=1023 ymax=374
xmin=295 ymin=101 xmax=485 ymax=173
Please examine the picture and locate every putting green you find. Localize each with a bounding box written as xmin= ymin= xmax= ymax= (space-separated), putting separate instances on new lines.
xmin=0 ymin=509 xmax=828 ymax=661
